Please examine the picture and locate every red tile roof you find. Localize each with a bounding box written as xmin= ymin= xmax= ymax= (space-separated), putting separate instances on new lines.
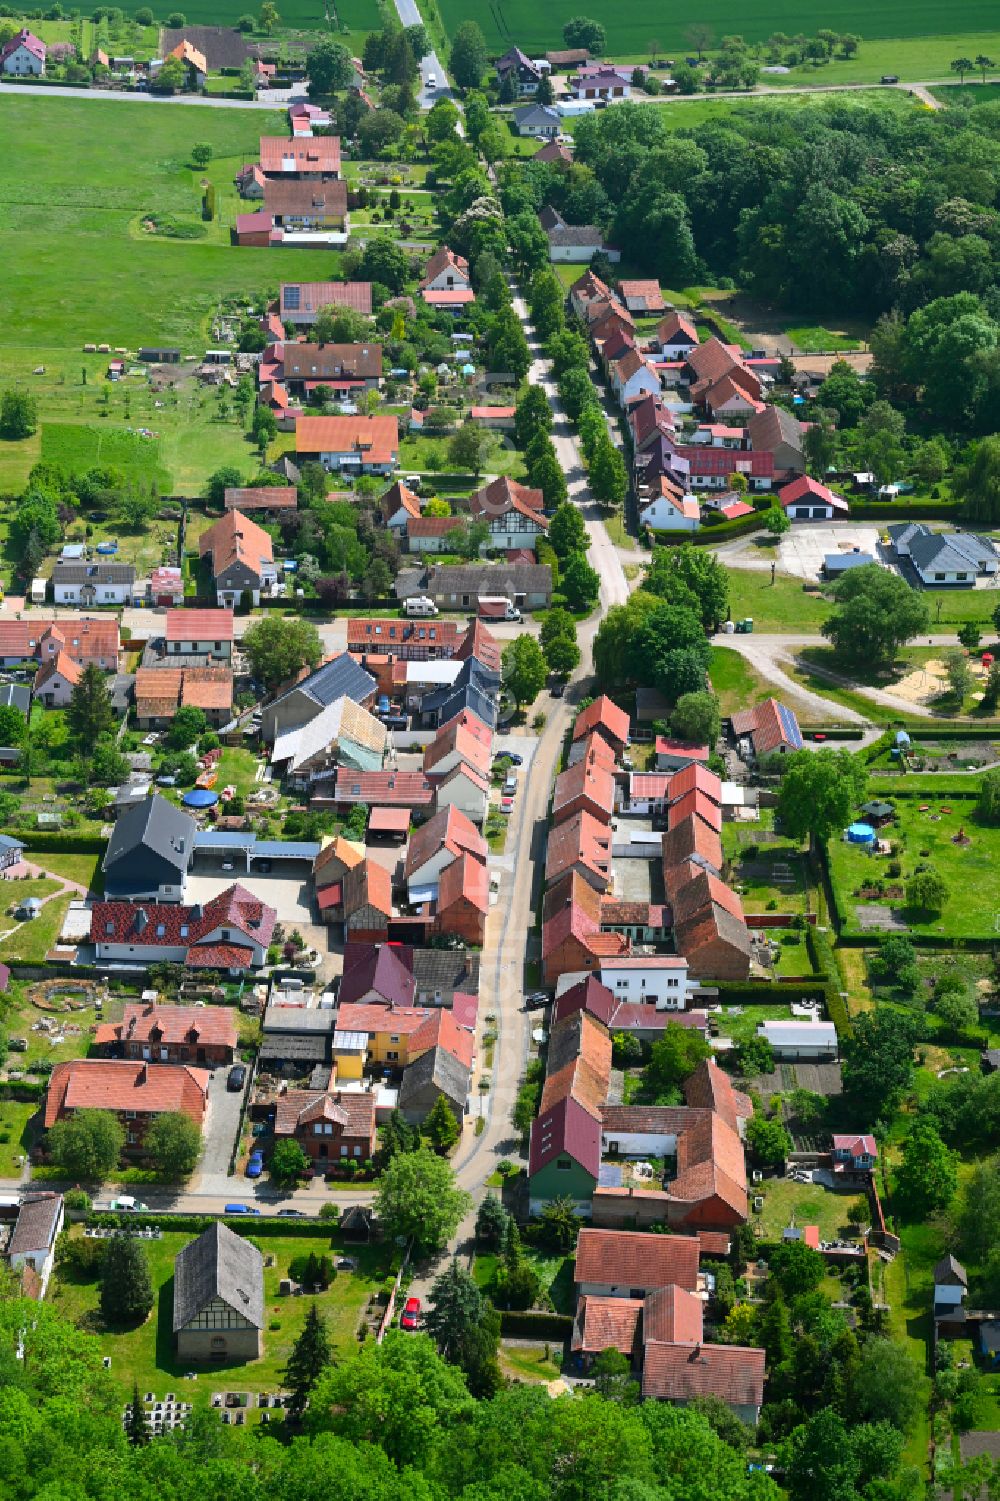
xmin=642 ymin=1283 xmax=704 ymax=1345
xmin=405 ymin=804 xmax=486 ymax=879
xmin=642 ymin=1341 xmax=765 ymax=1409
xmin=274 ymin=1088 xmax=375 ymax=1140
xmin=437 ymin=851 xmax=489 ymax=917
xmin=410 ymin=1004 xmax=474 ymax=1068
xmin=552 ymin=976 xmax=616 ymax=1027
xmin=667 ymin=788 xmax=722 ymax=833
xmin=454 ymin=619 xmax=502 ymax=674
xmin=470 ymin=476 xmax=547 ymax=527
xmin=669 ymin=763 xmax=722 ymax=804
xmin=656 ymin=737 xmax=709 ymax=761
xmin=779 ymin=474 xmax=849 ymax=513
xmin=198 ymin=510 xmax=273 ymax=582
xmin=296 ymin=414 xmax=399 ymax=466
xmin=92 ymin=883 xmax=275 ymax=957
xmin=420 ymin=246 xmax=469 ymax=289
xmin=0 ymin=618 xmax=118 ymax=666
xmin=552 ymin=749 xmax=615 ymax=826
xmin=575 ymin=1229 xmax=700 ymax=1291
xmin=165 ymin=609 xmax=235 ymax=643
xmin=423 ymin=709 xmax=493 ymax=779
xmin=223 ymin=486 xmax=297 ymax=512
xmin=259 ymin=134 xmax=341 ymax=175
xmin=572 ymin=1295 xmax=642 ymax=1355
xmin=545 ymin=809 xmax=612 ymax=889
xmin=34 ymin=651 xmax=81 ymax=690
xmin=343 ymin=858 xmax=392 ymax=919
xmin=683 ymin=1058 xmax=752 ymax=1133
xmin=334 ymin=769 xmax=433 ymax=807
xmin=572 ymin=694 xmax=630 ymax=748
xmin=181 ymin=669 xmax=233 ymax=711
xmin=657 ymin=310 xmax=698 ymax=346
xmin=97 ymin=1002 xmax=237 ymax=1051
xmin=44 ymin=1059 xmax=209 ymax=1129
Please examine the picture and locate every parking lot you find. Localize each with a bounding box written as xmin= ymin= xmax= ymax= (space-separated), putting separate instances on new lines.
xmin=777 ymin=523 xmax=883 ymax=580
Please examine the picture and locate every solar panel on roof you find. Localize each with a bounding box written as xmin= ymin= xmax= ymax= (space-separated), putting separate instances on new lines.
xmin=284 ymin=285 xmax=300 ymax=309
xmin=778 ymin=703 xmax=803 ymax=750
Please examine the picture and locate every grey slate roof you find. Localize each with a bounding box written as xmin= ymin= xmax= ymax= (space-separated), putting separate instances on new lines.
xmin=514 ymin=103 xmax=560 ymax=129
xmin=934 ymin=1252 xmax=968 ymax=1287
xmin=52 ymin=562 xmax=136 ymax=585
xmin=282 ymin=653 xmax=376 ymax=712
xmin=8 ymin=1193 xmax=62 ymax=1257
xmin=102 ymin=794 xmax=194 ymax=876
xmin=909 ymin=532 xmax=996 ymax=575
xmin=548 ymin=224 xmax=606 ymax=248
xmin=398 ymin=1043 xmax=470 ymax=1113
xmin=173 ymin=1222 xmax=265 ymax=1332
xmin=260 ymin=1034 xmax=328 ymax=1063
xmin=0 ymin=684 xmax=30 ymax=716
xmin=414 ymin=562 xmax=552 ymax=599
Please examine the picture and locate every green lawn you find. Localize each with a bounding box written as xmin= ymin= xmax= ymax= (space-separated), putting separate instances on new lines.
xmin=0 ymin=887 xmax=72 ymax=964
xmin=827 ymin=791 xmax=1000 ymax=937
xmin=723 ymin=816 xmax=812 ymax=915
xmin=753 ymin=1176 xmax=864 ymax=1243
xmin=0 ymin=1098 xmax=39 ymax=1175
xmin=40 ymin=424 xmax=172 ymax=492
xmin=215 ymin=747 xmax=265 ymax=798
xmin=0 ymin=96 xmax=335 ymax=354
xmin=783 ymin=326 xmax=863 ymax=353
xmin=724 ymin=569 xmax=834 ymax=632
xmin=49 ymin=1228 xmax=392 ymax=1397
xmin=75 ymin=0 xmax=380 ymax=31
xmin=709 ymin=644 xmax=790 ymax=718
xmin=500 ymin=1343 xmax=563 ymax=1383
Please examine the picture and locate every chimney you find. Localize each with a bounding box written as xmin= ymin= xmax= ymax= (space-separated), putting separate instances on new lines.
xmin=136 ymin=1064 xmax=147 ymax=1086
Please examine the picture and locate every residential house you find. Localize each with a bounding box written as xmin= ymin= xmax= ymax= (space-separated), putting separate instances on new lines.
xmin=542 ymin=872 xmax=631 ymax=986
xmin=468 ymin=476 xmax=549 ymax=553
xmin=295 ymin=414 xmax=399 ymax=473
xmin=598 ymin=956 xmax=692 ymax=1010
xmin=274 ymin=1089 xmax=377 ymax=1167
xmin=166 ymin=39 xmax=208 ymax=86
xmin=423 ymin=709 xmax=493 ymax=784
xmin=415 ymin=657 xmax=500 ymax=732
xmin=135 ymin=667 xmax=233 ymax=728
xmin=569 ymin=67 xmax=630 ymax=99
xmin=747 ymin=404 xmax=806 ymax=476
xmin=279 ymin=341 xmax=383 ymax=396
xmin=1 ymin=27 xmax=45 ymax=73
xmin=33 ymin=651 xmax=82 ymax=709
xmin=684 ymin=337 xmax=764 ymax=413
xmin=334 ymin=1001 xmax=473 ymax=1073
xmin=513 ymin=102 xmax=561 ymax=137
xmin=223 ymin=486 xmax=297 ymax=514
xmin=164 ymin=609 xmax=234 ymax=660
xmin=934 ymin=1254 xmax=968 ymax=1320
xmin=527 ymin=1008 xmax=612 ymax=1213
xmin=832 ymin=1133 xmax=878 ymax=1177
xmin=889 ymin=524 xmax=999 ymax=586
xmin=653 ymin=310 xmax=699 ymax=358
xmin=433 ymin=760 xmax=491 ymax=825
xmin=574 ymin=1229 xmax=700 ymax=1297
xmin=757 ymin=1019 xmax=839 ymax=1060
xmin=546 ymin=46 xmax=589 ymax=67
xmin=619 ymin=279 xmax=664 ymax=314
xmin=51 ymin=560 xmax=135 ymax=606
xmin=405 ymin=803 xmax=487 ymax=899
xmin=43 ymin=1058 xmax=209 ymax=1154
xmin=0 ymin=835 xmax=24 ymax=872
xmin=380 ymin=480 xmax=422 ymax=532
xmin=641 ymin=1312 xmax=765 ymax=1425
xmin=670 ymin=869 xmax=751 ymax=981
xmin=552 ymin=738 xmax=616 ymax=826
xmin=336 ymin=943 xmax=416 ymax=1008
xmin=639 ymin=480 xmax=700 ymax=533
xmin=312 ymin=834 xmax=364 ymax=891
xmin=263 ymin=177 xmax=349 ymax=231
xmin=730 ymin=697 xmax=803 ymax=759
xmin=656 ymin=738 xmax=710 ymax=772
xmin=342 ymin=859 xmax=392 ymax=941
xmin=348 ymin=615 xmax=461 ymax=661
xmin=570 ymin=696 xmax=628 ymax=756
xmin=198 ymin=509 xmax=276 ymax=607
xmin=271 ymin=695 xmax=387 ymax=785
xmin=91 ymin=883 xmax=276 ymax=973
xmin=610 ymin=349 xmax=661 ymax=407
xmin=280 ymin=280 xmax=373 ymax=326
xmin=93 ymin=1001 xmax=237 ymax=1065
xmin=676 ymin=443 xmax=773 ymax=493
xmin=434 ymin=852 xmax=489 ymax=944
xmin=5 ymin=1193 xmax=63 ymax=1299
xmin=545 ymin=810 xmax=612 ymax=892
xmin=236 ymin=162 xmax=266 ymax=199
xmin=259 ymin=134 xmax=341 ymax=178
xmin=173 ymin=1223 xmax=264 ymax=1362
xmin=419 ymin=247 xmax=474 ymax=311
xmin=260 ymin=653 xmax=376 ymax=744
xmin=779 ymin=474 xmax=849 ymax=520
xmin=496 ymin=44 xmax=542 ymax=95
xmin=102 ymin=795 xmax=195 ymax=903
xmin=330 ymin=768 xmax=434 ymax=816
xmin=406 ymin=514 xmax=466 ymax=553
xmin=398 ymin=1044 xmax=470 ymax=1126
xmin=395 ymin=562 xmax=552 ymax=611
xmin=542 ymin=206 xmax=620 ymax=264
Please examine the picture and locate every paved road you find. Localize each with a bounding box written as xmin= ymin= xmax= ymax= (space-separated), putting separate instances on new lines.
xmin=0 ymin=81 xmax=284 ymax=109
xmin=387 ymin=0 xmax=454 ymax=111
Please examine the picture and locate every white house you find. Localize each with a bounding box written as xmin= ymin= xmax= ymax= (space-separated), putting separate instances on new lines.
xmin=903 ymin=528 xmax=999 ymax=587
xmin=513 ymin=103 xmax=561 ymax=138
xmin=164 ymin=608 xmax=235 ymax=660
xmin=419 ymin=246 xmax=471 ymax=294
xmin=51 ymin=561 xmax=135 ymax=606
xmin=6 ymin=1193 xmax=63 ymax=1298
xmin=639 ymin=489 xmax=700 ymax=533
xmin=569 ymin=67 xmax=631 ymax=100
xmin=469 ymin=476 xmax=549 ymax=555
xmin=757 ymin=1019 xmax=838 ymax=1060
xmin=433 ymin=762 xmax=491 ymax=825
xmin=1 ymin=28 xmax=46 ymax=74
xmin=778 ymin=475 xmax=849 ymax=521
xmin=33 ymin=652 xmax=82 ymax=709
xmin=933 ymin=1254 xmax=968 ymax=1318
xmin=655 ymin=311 xmax=699 ymax=360
xmin=610 ymin=350 xmax=661 ymax=408
xmin=599 ymin=956 xmax=692 ymax=1010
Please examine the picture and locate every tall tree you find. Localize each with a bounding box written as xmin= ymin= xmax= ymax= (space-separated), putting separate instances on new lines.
xmin=842 ymin=1009 xmax=917 ymax=1117
xmin=374 ymin=1147 xmax=471 ymax=1255
xmin=449 ymin=20 xmax=487 ymax=88
xmin=422 ymin=1095 xmax=460 ymax=1154
xmin=424 ymin=1259 xmax=485 ymax=1363
xmin=100 ymin=1234 xmax=154 ymax=1326
xmin=283 ymin=1302 xmax=333 ymax=1420
xmin=548 ymin=502 xmax=588 ymax=559
xmin=243 ymin=616 xmax=323 ymax=692
xmin=501 ymin=635 xmax=547 ymax=709
xmin=126 ymin=1382 xmax=150 ymax=1447
xmin=775 ymin=747 xmax=868 ymax=846
xmin=894 ymin=1120 xmax=957 ymax=1217
xmin=47 ymin=1109 xmax=124 ymax=1180
xmin=68 ymin=665 xmax=115 ymax=748
xmin=143 ymin=1111 xmax=201 ymax=1180
xmin=822 ymin=564 xmax=930 ymax=667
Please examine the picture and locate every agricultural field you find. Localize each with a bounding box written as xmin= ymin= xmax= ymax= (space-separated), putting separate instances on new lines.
xmin=438 ymin=0 xmax=1000 ymax=63
xmin=61 ymin=0 xmax=381 ymax=35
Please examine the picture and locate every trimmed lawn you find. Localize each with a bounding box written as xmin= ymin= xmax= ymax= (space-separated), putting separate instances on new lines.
xmin=723 ymin=812 xmax=813 ymax=916
xmin=709 ymin=644 xmax=791 ymax=718
xmin=826 ymin=791 xmax=1000 ymax=937
xmin=0 ymin=1098 xmax=39 ymax=1175
xmin=0 ymin=890 xmax=72 ymax=964
xmin=710 ymin=1001 xmax=800 ymax=1048
xmin=216 ymin=747 xmax=265 ymax=798
xmin=723 ymin=569 xmax=833 ymax=632
xmin=784 ymin=326 xmax=862 ymax=353
xmin=754 ymin=1175 xmax=865 ymax=1243
xmin=500 ymin=1343 xmax=563 ymax=1383
xmin=29 ymin=853 xmax=103 ymax=894
xmin=49 ymin=1229 xmax=392 ymax=1397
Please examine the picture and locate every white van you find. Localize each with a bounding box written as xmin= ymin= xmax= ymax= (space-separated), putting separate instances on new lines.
xmin=404 ymin=595 xmax=439 ymax=617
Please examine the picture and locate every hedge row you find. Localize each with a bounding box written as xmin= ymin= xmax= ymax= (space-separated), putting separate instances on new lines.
xmin=805 ymin=923 xmax=852 ymax=1038
xmin=712 ymin=978 xmax=825 ymax=1004
xmin=498 ymin=1310 xmax=573 ymax=1339
xmin=850 ymin=499 xmax=958 ymax=520
xmin=17 ymin=832 xmax=106 ymax=854
xmin=655 ymin=512 xmax=765 ymax=547
xmin=0 ymin=1081 xmax=45 ymax=1102
xmin=88 ymin=1212 xmax=338 ymax=1235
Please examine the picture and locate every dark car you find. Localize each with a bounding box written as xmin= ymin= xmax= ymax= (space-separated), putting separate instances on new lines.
xmin=550 ymin=680 xmax=566 ymax=697
xmin=227 ymin=1064 xmax=247 ymax=1092
xmin=496 ymin=751 xmax=523 ymax=766
xmin=277 ymin=1208 xmax=305 ymax=1218
xmin=383 ymin=714 xmax=408 ymax=730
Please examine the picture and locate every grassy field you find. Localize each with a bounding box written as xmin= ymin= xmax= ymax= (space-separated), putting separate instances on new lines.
xmin=50 ymin=1228 xmax=392 ymax=1396
xmin=24 ymin=852 xmax=103 ymax=893
xmin=0 ymin=96 xmax=335 ymax=355
xmin=40 ymin=424 xmax=173 ymax=491
xmin=0 ymin=1098 xmax=38 ymax=1175
xmin=724 ymin=569 xmax=834 ymax=632
xmin=709 ymin=643 xmax=791 ymax=717
xmin=0 ymin=886 xmax=72 ymax=964
xmin=723 ymin=812 xmax=812 ymax=915
xmin=436 ymin=0 xmax=1000 ymax=60
xmin=754 ymin=1175 xmax=863 ymax=1242
xmin=74 ymin=0 xmax=380 ymax=32
xmin=827 ymin=793 xmax=1000 ymax=937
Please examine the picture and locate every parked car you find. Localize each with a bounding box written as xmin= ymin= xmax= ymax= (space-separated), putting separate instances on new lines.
xmin=245 ymin=1151 xmax=264 ymax=1179
xmin=550 ymin=680 xmax=566 ymax=698
xmin=400 ymin=1296 xmax=421 ymax=1330
xmin=503 ymin=772 xmax=518 ymax=795
xmin=383 ymin=714 xmax=408 ymax=730
xmin=224 ymin=1203 xmax=261 ymax=1215
xmin=109 ymin=1196 xmax=149 ymax=1212
xmin=499 ymin=751 xmax=523 ymax=766
xmin=500 ymin=795 xmax=515 ymax=814
xmin=277 ymin=1208 xmax=305 ymax=1218
xmin=227 ymin=1064 xmax=247 ymax=1092
xmin=525 ymin=990 xmax=550 ymax=1007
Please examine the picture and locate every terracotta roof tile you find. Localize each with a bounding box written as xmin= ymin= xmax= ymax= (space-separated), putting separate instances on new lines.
xmin=642 ymin=1341 xmax=765 ymax=1409
xmin=574 ymin=1229 xmax=700 ymax=1291
xmin=572 ymin=695 xmax=630 ymax=747
xmin=45 ymin=1059 xmax=208 ymax=1129
xmin=572 ymin=1295 xmax=642 ymax=1354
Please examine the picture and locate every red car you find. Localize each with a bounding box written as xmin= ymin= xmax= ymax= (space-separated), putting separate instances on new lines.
xmin=400 ymin=1296 xmax=421 ymax=1331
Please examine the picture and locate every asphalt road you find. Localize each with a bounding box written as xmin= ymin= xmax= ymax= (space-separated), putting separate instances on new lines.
xmin=387 ymin=0 xmax=454 ymax=112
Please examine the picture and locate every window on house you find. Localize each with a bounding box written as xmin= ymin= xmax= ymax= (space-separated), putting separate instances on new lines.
xmin=105 ymin=922 xmax=114 ymax=935
xmin=156 ymin=923 xmax=166 ymax=937
xmin=180 ymin=925 xmax=189 ymax=938
xmin=340 ymin=1145 xmax=348 ymax=1156
xmin=125 ymin=1110 xmax=136 ymax=1120
xmin=387 ymin=1050 xmax=399 ymax=1061
xmin=556 ymin=1156 xmax=571 ymax=1170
